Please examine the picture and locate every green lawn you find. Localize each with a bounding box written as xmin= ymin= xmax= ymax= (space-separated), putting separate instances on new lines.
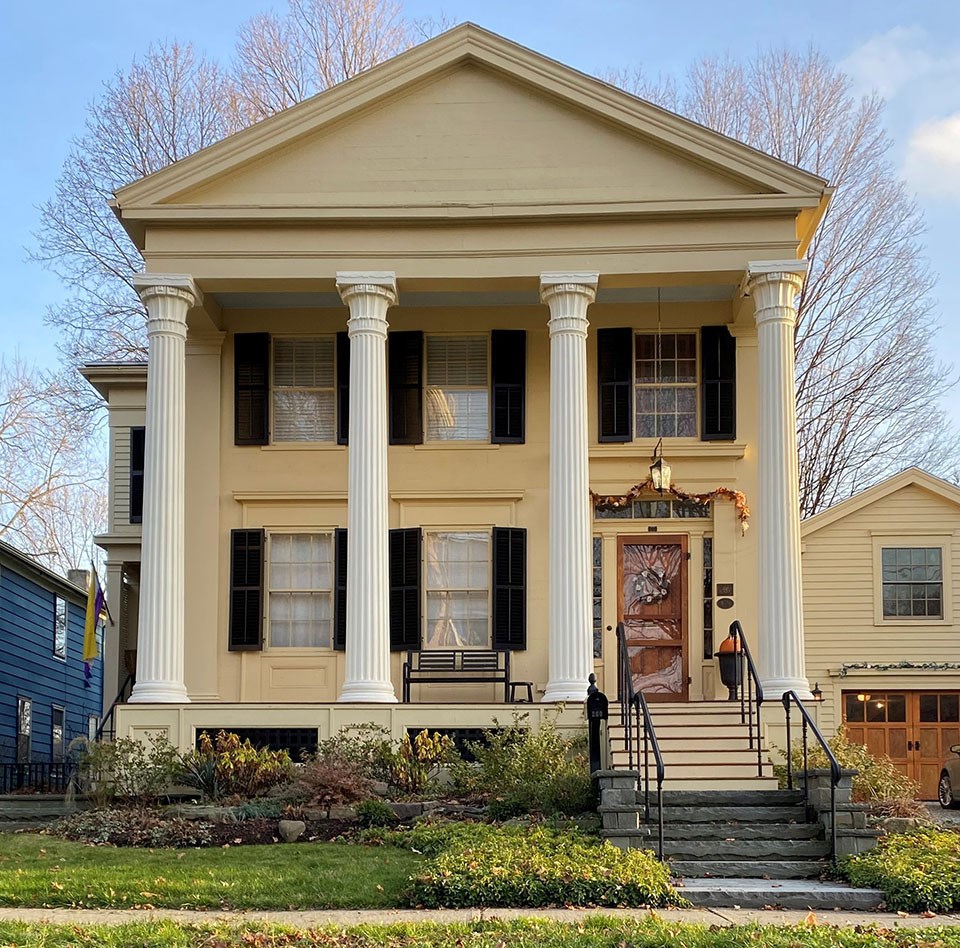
xmin=0 ymin=834 xmax=418 ymax=909
xmin=1 ymin=918 xmax=960 ymax=948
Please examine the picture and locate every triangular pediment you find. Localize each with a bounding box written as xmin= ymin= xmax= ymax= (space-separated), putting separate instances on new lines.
xmin=115 ymin=24 xmax=828 ymax=230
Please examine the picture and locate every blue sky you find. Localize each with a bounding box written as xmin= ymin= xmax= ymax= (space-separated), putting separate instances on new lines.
xmin=2 ymin=0 xmax=958 ymax=420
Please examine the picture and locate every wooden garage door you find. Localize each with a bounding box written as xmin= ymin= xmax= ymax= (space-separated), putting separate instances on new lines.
xmin=844 ymin=691 xmax=960 ymax=800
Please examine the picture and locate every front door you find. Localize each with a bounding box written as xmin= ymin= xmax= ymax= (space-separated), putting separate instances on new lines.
xmin=618 ymin=535 xmax=688 ymax=702
xmin=844 ymin=691 xmax=960 ymax=800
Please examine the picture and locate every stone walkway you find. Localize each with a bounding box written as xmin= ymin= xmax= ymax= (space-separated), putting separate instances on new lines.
xmin=0 ymin=906 xmax=959 ymax=929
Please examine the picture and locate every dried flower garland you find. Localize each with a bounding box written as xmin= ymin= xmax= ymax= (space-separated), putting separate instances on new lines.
xmin=590 ymin=478 xmax=751 ymax=534
xmin=838 ymin=661 xmax=960 ymax=678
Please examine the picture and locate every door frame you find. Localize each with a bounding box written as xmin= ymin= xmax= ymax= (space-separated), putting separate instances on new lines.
xmin=617 ymin=533 xmax=688 ymax=702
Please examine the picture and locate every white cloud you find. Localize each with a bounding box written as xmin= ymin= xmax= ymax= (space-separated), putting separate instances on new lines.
xmin=839 ymin=25 xmax=937 ymax=99
xmin=903 ymin=113 xmax=960 ymax=201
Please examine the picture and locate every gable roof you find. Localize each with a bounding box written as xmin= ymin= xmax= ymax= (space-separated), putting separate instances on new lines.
xmin=0 ymin=539 xmax=87 ymax=602
xmin=113 ymin=23 xmax=829 ymax=244
xmin=801 ymin=468 xmax=960 ymax=537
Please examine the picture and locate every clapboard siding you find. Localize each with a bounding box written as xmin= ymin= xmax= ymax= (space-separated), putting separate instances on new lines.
xmin=0 ymin=562 xmax=101 ymax=764
xmin=803 ymin=484 xmax=960 ymax=733
xmin=111 ymin=426 xmax=132 ymax=531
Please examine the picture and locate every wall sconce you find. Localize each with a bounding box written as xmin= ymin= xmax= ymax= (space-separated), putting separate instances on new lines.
xmin=811 ymin=682 xmax=823 ymax=702
xmin=857 ymin=692 xmax=871 ymax=702
xmin=649 ymin=438 xmax=672 ymax=494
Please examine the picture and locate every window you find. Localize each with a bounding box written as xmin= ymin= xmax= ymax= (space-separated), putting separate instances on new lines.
xmin=425 ymin=336 xmax=489 ymax=441
xmin=881 ymin=547 xmax=943 ymax=618
xmin=425 ymin=531 xmax=490 ymax=647
xmin=635 ymin=333 xmax=697 ymax=437
xmin=53 ymin=597 xmax=67 ymax=659
xmin=702 ymin=537 xmax=714 ymax=660
xmin=51 ymin=707 xmax=65 ymax=763
xmin=16 ymin=698 xmax=31 ymax=764
xmin=595 ymin=500 xmax=711 ymax=520
xmin=129 ymin=426 xmax=145 ymax=523
xmin=268 ymin=533 xmax=334 ymax=647
xmin=272 ymin=338 xmax=336 ymax=442
xmin=87 ymin=715 xmax=99 ymax=741
xmin=593 ymin=537 xmax=603 ymax=659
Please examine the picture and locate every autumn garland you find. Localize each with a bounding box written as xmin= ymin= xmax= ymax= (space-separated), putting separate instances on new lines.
xmin=590 ymin=477 xmax=751 ymax=534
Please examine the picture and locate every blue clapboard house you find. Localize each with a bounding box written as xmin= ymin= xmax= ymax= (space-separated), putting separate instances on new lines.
xmin=0 ymin=540 xmax=103 ymax=790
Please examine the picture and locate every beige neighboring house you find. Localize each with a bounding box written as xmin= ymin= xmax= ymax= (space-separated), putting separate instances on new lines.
xmin=802 ymin=468 xmax=960 ymax=800
xmin=82 ymin=23 xmax=832 ymax=779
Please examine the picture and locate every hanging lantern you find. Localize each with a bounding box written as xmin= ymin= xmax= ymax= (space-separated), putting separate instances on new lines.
xmin=649 ymin=438 xmax=672 ymax=494
xmin=811 ymin=682 xmax=824 ymax=702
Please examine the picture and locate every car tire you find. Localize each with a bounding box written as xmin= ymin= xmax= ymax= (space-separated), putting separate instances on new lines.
xmin=939 ymin=772 xmax=960 ymax=809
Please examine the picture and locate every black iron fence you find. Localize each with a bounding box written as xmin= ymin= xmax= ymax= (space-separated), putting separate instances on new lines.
xmin=0 ymin=762 xmax=74 ymax=794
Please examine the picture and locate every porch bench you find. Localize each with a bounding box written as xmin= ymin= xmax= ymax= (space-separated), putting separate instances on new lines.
xmin=402 ymin=649 xmax=530 ymax=703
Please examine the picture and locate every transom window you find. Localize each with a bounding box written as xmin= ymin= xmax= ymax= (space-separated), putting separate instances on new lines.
xmin=268 ymin=533 xmax=333 ymax=647
xmin=272 ymin=337 xmax=336 ymax=442
xmin=53 ymin=597 xmax=67 ymax=659
xmin=881 ymin=547 xmax=943 ymax=618
xmin=425 ymin=336 xmax=489 ymax=441
xmin=635 ymin=333 xmax=697 ymax=438
xmin=425 ymin=531 xmax=490 ymax=648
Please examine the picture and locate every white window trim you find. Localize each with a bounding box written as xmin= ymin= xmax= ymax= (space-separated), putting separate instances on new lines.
xmin=633 ymin=330 xmax=700 ymax=441
xmin=270 ymin=334 xmax=338 ymax=446
xmin=264 ymin=528 xmax=337 ymax=652
xmin=871 ymin=533 xmax=953 ymax=627
xmin=424 ymin=333 xmax=491 ymax=444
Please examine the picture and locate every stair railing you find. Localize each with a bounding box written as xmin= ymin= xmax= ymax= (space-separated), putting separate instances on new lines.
xmin=616 ymin=622 xmax=665 ymax=861
xmin=782 ymin=690 xmax=841 ymax=864
xmin=92 ymin=672 xmax=135 ymax=744
xmin=728 ymin=621 xmax=764 ymax=776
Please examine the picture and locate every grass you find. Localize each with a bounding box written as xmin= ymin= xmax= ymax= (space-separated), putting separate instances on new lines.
xmin=1 ymin=918 xmax=960 ymax=948
xmin=0 ymin=833 xmax=418 ymax=909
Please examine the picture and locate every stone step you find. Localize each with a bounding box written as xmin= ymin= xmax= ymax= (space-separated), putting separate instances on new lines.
xmin=632 ymin=777 xmax=780 ymax=791
xmin=609 ymin=820 xmax=823 ymax=840
xmin=626 ymin=836 xmax=831 ymax=860
xmin=677 ymin=878 xmax=884 ymax=910
xmin=660 ymin=789 xmax=805 ymax=806
xmin=645 ymin=805 xmax=811 ymax=823
xmin=668 ymin=859 xmax=827 ymax=880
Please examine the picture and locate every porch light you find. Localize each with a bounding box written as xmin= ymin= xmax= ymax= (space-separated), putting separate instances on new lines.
xmin=857 ymin=692 xmax=871 ymax=703
xmin=649 ymin=438 xmax=672 ymax=494
xmin=811 ymin=682 xmax=823 ymax=702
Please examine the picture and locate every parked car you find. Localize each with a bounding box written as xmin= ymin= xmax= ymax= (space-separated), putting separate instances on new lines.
xmin=939 ymin=745 xmax=960 ymax=808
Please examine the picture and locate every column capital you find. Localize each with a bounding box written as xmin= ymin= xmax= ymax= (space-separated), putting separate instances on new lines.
xmin=336 ymin=271 xmax=398 ymax=306
xmin=541 ymin=273 xmax=598 ymax=339
xmin=540 ymin=272 xmax=599 ymax=302
xmin=133 ymin=273 xmax=201 ymax=308
xmin=745 ymin=261 xmax=808 ymax=327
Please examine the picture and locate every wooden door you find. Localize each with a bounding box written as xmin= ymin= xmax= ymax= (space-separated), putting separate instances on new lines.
xmin=844 ymin=691 xmax=960 ymax=800
xmin=618 ymin=535 xmax=687 ymax=702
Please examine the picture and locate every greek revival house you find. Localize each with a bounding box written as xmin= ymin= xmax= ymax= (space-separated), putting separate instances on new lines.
xmin=85 ymin=24 xmax=830 ymax=757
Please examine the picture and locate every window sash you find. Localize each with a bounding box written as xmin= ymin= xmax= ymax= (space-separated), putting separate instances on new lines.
xmin=268 ymin=533 xmax=334 ymax=648
xmin=425 ymin=336 xmax=490 ymax=441
xmin=272 ymin=337 xmax=336 ymax=442
xmin=425 ymin=531 xmax=490 ymax=648
xmin=51 ymin=707 xmax=65 ymax=763
xmin=53 ymin=598 xmax=67 ymax=659
xmin=881 ymin=547 xmax=944 ymax=618
xmin=635 ymin=333 xmax=698 ymax=438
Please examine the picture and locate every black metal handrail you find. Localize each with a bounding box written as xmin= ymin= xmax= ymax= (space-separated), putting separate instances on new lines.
xmin=93 ymin=672 xmax=135 ymax=744
xmin=782 ymin=689 xmax=841 ymax=864
xmin=729 ymin=621 xmax=764 ymax=776
xmin=616 ymin=622 xmax=665 ymax=860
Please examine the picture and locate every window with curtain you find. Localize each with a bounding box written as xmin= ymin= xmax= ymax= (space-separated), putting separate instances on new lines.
xmin=272 ymin=337 xmax=336 ymax=442
xmin=53 ymin=597 xmax=67 ymax=659
xmin=268 ymin=533 xmax=334 ymax=647
xmin=635 ymin=333 xmax=697 ymax=437
xmin=425 ymin=336 xmax=489 ymax=441
xmin=425 ymin=531 xmax=490 ymax=648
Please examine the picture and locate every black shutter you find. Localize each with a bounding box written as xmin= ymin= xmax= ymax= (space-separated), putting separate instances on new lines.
xmin=701 ymin=326 xmax=737 ymax=441
xmin=597 ymin=328 xmax=632 ymax=442
xmin=337 ymin=332 xmax=350 ymax=445
xmin=229 ymin=529 xmax=264 ymax=651
xmin=129 ymin=426 xmax=145 ymax=524
xmin=234 ymin=333 xmax=270 ymax=445
xmin=389 ymin=528 xmax=421 ymax=650
xmin=491 ymin=330 xmax=526 ymax=444
xmin=388 ymin=331 xmax=423 ymax=444
xmin=492 ymin=527 xmax=527 ymax=650
xmin=333 ymin=528 xmax=347 ymax=650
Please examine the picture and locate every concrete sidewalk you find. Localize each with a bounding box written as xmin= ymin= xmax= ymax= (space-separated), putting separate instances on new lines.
xmin=0 ymin=906 xmax=959 ymax=929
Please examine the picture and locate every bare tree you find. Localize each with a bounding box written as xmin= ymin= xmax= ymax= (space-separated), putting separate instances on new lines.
xmin=605 ymin=48 xmax=957 ymax=515
xmin=0 ymin=360 xmax=107 ymax=575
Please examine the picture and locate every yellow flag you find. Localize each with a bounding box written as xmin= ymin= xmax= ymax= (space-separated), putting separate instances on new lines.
xmin=83 ymin=568 xmax=105 ymax=663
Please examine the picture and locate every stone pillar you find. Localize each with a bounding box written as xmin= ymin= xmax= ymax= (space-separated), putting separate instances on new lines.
xmin=746 ymin=260 xmax=811 ymax=700
xmin=336 ymin=272 xmax=398 ymax=703
xmin=541 ymin=272 xmax=598 ymax=702
xmin=129 ymin=274 xmax=199 ymax=703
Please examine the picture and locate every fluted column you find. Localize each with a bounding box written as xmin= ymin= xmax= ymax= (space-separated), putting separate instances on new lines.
xmin=129 ymin=274 xmax=198 ymax=703
xmin=746 ymin=260 xmax=811 ymax=700
xmin=337 ymin=272 xmax=398 ymax=703
xmin=541 ymin=272 xmax=598 ymax=702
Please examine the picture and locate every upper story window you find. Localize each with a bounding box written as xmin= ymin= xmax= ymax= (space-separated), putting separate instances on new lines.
xmin=424 ymin=531 xmax=490 ymax=647
xmin=635 ymin=333 xmax=698 ymax=438
xmin=268 ymin=533 xmax=334 ymax=647
xmin=53 ymin=597 xmax=67 ymax=659
xmin=272 ymin=337 xmax=336 ymax=442
xmin=881 ymin=547 xmax=943 ymax=619
xmin=425 ymin=336 xmax=489 ymax=441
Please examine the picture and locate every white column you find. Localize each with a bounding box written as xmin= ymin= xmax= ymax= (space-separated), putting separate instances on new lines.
xmin=337 ymin=272 xmax=398 ymax=703
xmin=129 ymin=274 xmax=199 ymax=703
xmin=541 ymin=272 xmax=598 ymax=702
xmin=746 ymin=260 xmax=811 ymax=700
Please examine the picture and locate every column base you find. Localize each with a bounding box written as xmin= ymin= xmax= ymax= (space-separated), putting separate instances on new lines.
xmin=128 ymin=680 xmax=191 ymax=704
xmin=338 ymin=681 xmax=398 ymax=703
xmin=761 ymin=676 xmax=813 ymax=703
xmin=542 ymin=678 xmax=590 ymax=703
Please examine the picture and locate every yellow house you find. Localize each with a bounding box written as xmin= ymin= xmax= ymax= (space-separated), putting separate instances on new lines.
xmin=83 ymin=24 xmax=831 ymax=760
xmin=802 ymin=467 xmax=960 ymax=800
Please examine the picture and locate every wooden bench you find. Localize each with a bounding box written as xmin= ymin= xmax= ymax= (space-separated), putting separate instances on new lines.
xmin=402 ymin=649 xmax=531 ymax=703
